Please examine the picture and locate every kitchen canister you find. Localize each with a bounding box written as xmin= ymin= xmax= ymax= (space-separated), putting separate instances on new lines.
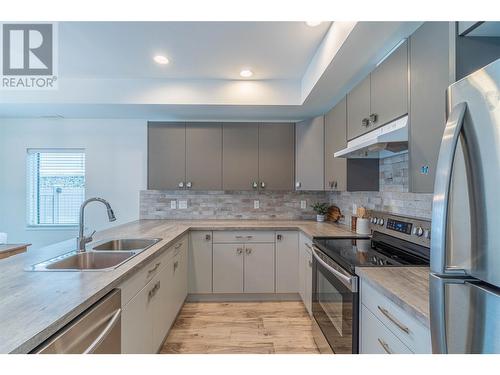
xmin=0 ymin=232 xmax=7 ymax=244
xmin=356 ymin=218 xmax=371 ymax=235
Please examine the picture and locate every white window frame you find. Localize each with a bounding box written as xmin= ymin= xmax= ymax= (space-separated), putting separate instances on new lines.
xmin=26 ymin=148 xmax=86 ymax=228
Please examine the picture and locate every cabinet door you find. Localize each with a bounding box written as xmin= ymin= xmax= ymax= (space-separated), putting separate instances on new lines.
xmin=222 ymin=123 xmax=259 ymax=190
xmin=275 ymin=231 xmax=299 ymax=293
xmin=370 ymin=40 xmax=409 ymax=128
xmin=173 ymin=240 xmax=188 ymax=310
xmin=244 ymin=243 xmax=275 ymax=293
xmin=213 ymin=243 xmax=244 ymax=293
xmin=347 ymin=76 xmax=371 ymax=140
xmin=148 ymin=122 xmax=186 ymax=190
xmin=295 ymin=116 xmax=324 ymax=190
xmin=304 ymin=247 xmax=313 ymax=316
xmin=122 ymin=279 xmax=155 ymax=353
xmin=258 ymin=123 xmax=294 ymax=190
xmin=324 ymin=97 xmax=347 ymax=191
xmin=409 ymin=22 xmax=451 ymax=193
xmin=186 ymin=123 xmax=222 ymax=190
xmin=152 ymin=263 xmax=174 ymax=351
xmin=188 ymin=231 xmax=213 ymax=293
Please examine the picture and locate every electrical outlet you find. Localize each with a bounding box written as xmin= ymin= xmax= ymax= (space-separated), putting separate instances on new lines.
xmin=300 ymin=200 xmax=307 ymax=209
xmin=170 ymin=200 xmax=177 ymax=209
xmin=178 ymin=200 xmax=188 ymax=209
xmin=254 ymin=200 xmax=260 ymax=209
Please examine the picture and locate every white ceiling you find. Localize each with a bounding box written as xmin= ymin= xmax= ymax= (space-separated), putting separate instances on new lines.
xmin=59 ymin=21 xmax=332 ymax=80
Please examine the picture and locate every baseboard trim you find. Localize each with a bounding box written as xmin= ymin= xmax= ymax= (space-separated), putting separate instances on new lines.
xmin=186 ymin=293 xmax=301 ymax=302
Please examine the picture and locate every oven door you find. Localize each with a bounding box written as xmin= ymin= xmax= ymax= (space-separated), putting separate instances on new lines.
xmin=312 ymin=245 xmax=359 ymax=354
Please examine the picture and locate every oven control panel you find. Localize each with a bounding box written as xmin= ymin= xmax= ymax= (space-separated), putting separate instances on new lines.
xmin=368 ymin=211 xmax=431 ymax=248
xmin=386 ymin=218 xmax=412 ymax=234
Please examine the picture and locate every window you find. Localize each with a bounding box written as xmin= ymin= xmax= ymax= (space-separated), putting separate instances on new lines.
xmin=27 ymin=149 xmax=85 ymax=226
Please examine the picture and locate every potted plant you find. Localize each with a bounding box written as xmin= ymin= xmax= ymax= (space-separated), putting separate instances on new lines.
xmin=311 ymin=202 xmax=329 ymax=222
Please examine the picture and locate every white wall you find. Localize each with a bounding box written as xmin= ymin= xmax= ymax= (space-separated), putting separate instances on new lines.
xmin=0 ymin=118 xmax=147 ymax=250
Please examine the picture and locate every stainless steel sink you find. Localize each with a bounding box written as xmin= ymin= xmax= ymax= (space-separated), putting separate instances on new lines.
xmin=92 ymin=238 xmax=161 ymax=252
xmin=30 ymin=251 xmax=136 ymax=271
xmin=28 ymin=237 xmax=162 ymax=272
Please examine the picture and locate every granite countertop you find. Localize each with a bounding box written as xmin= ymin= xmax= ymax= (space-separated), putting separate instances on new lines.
xmin=355 ymin=266 xmax=430 ymax=328
xmin=0 ymin=219 xmax=358 ymax=354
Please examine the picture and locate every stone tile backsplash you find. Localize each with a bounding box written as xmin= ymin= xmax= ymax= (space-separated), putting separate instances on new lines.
xmin=140 ymin=153 xmax=433 ymax=222
xmin=140 ymin=190 xmax=329 ymax=220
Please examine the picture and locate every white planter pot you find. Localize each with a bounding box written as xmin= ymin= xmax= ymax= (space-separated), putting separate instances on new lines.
xmin=316 ymin=214 xmax=325 ymax=222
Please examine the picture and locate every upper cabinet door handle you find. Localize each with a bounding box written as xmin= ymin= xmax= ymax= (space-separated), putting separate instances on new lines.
xmin=252 ymin=181 xmax=258 ymax=189
xmin=369 ymin=113 xmax=378 ymax=124
xmin=260 ymin=181 xmax=265 ymax=189
xmin=362 ymin=118 xmax=370 ymax=127
xmin=186 ymin=181 xmax=192 ymax=189
xmin=178 ymin=181 xmax=184 ymax=188
xmin=295 ymin=181 xmax=301 ymax=188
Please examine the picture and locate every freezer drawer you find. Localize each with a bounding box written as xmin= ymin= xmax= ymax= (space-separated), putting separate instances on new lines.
xmin=33 ymin=289 xmax=121 ymax=354
xmin=430 ymin=274 xmax=500 ymax=353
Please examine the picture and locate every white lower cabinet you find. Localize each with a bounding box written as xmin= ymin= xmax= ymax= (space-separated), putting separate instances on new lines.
xmin=188 ymin=231 xmax=213 ymax=293
xmin=213 ymin=243 xmax=244 ymax=293
xmin=275 ymin=231 xmax=299 ymax=293
xmin=298 ymin=232 xmax=313 ymax=315
xmin=244 ymin=243 xmax=275 ymax=293
xmin=120 ymin=235 xmax=188 ymax=353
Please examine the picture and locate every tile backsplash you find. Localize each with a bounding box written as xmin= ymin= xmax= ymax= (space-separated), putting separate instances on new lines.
xmin=140 ymin=153 xmax=433 ymax=222
xmin=140 ymin=190 xmax=329 ymax=220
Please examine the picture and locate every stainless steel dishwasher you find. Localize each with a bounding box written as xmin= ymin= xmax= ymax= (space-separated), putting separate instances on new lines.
xmin=32 ymin=289 xmax=121 ymax=354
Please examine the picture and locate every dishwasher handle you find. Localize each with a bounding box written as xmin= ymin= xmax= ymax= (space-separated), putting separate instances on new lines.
xmin=84 ymin=308 xmax=121 ymax=354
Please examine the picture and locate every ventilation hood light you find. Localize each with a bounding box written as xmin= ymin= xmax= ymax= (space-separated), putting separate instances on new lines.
xmin=240 ymin=69 xmax=253 ymax=78
xmin=305 ymin=21 xmax=322 ymax=27
xmin=154 ymin=55 xmax=169 ymax=65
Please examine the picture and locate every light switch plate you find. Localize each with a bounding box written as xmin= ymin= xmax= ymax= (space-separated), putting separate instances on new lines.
xmin=170 ymin=200 xmax=177 ymax=209
xmin=300 ymin=200 xmax=307 ymax=209
xmin=254 ymin=200 xmax=260 ymax=209
xmin=178 ymin=200 xmax=188 ymax=209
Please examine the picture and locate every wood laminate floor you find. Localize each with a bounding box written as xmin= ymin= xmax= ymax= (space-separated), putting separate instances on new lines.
xmin=160 ymin=301 xmax=320 ymax=354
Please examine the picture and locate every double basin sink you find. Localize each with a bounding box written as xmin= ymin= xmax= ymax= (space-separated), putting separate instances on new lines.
xmin=29 ymin=238 xmax=162 ymax=272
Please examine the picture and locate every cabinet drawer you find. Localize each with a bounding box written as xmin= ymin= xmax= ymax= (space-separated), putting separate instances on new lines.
xmin=361 ymin=304 xmax=412 ymax=354
xmin=212 ymin=231 xmax=275 ymax=243
xmin=360 ymin=279 xmax=431 ymax=353
xmin=120 ymin=236 xmax=187 ymax=306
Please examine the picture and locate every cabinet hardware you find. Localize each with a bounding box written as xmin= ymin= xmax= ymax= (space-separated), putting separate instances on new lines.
xmin=377 ymin=306 xmax=410 ymax=334
xmin=295 ymin=181 xmax=301 ymax=188
xmin=147 ymin=262 xmax=161 ymax=275
xmin=236 ymin=248 xmax=243 ymax=255
xmin=260 ymin=181 xmax=265 ymax=189
xmin=178 ymin=181 xmax=184 ymax=188
xmin=173 ymin=261 xmax=179 ymax=271
xmin=186 ymin=181 xmax=192 ymax=189
xmin=377 ymin=338 xmax=392 ymax=354
xmin=235 ymin=235 xmax=243 ymax=239
xmin=308 ymin=260 xmax=312 ymax=267
xmin=277 ymin=234 xmax=283 ymax=241
xmin=205 ymin=234 xmax=211 ymax=241
xmin=329 ymin=181 xmax=338 ymax=189
xmin=369 ymin=113 xmax=378 ymax=124
xmin=174 ymin=242 xmax=183 ymax=249
xmin=252 ymin=181 xmax=258 ymax=189
xmin=362 ymin=118 xmax=370 ymax=127
xmin=246 ymin=235 xmax=253 ymax=239
xmin=148 ymin=281 xmax=160 ymax=300
xmin=245 ymin=248 xmax=252 ymax=255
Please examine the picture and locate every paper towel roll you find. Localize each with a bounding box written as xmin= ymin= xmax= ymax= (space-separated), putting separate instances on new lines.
xmin=356 ymin=219 xmax=370 ymax=235
xmin=0 ymin=232 xmax=7 ymax=244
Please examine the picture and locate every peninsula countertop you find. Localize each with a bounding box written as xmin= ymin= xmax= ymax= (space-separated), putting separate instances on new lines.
xmin=0 ymin=219 xmax=359 ymax=354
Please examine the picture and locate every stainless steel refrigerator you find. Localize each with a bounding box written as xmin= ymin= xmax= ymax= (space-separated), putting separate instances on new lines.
xmin=430 ymin=58 xmax=500 ymax=353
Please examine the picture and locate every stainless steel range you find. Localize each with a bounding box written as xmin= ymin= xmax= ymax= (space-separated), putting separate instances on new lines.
xmin=311 ymin=211 xmax=431 ymax=354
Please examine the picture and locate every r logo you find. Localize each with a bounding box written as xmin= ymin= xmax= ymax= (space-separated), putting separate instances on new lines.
xmin=2 ymin=23 xmax=53 ymax=76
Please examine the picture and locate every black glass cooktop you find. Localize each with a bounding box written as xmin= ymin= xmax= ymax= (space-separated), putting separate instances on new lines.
xmin=313 ymin=231 xmax=430 ymax=274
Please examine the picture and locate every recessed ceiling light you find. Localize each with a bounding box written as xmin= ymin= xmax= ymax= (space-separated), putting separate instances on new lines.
xmin=153 ymin=55 xmax=169 ymax=65
xmin=305 ymin=21 xmax=322 ymax=27
xmin=240 ymin=69 xmax=253 ymax=78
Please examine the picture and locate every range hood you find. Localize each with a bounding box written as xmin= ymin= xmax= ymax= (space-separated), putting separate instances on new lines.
xmin=334 ymin=115 xmax=408 ymax=158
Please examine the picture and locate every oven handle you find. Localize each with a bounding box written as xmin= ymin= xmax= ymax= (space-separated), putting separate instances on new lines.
xmin=312 ymin=245 xmax=358 ymax=292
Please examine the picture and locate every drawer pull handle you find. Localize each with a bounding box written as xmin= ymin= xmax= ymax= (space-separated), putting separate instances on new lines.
xmin=174 ymin=242 xmax=183 ymax=249
xmin=377 ymin=338 xmax=392 ymax=354
xmin=377 ymin=306 xmax=410 ymax=334
xmin=236 ymin=248 xmax=243 ymax=255
xmin=147 ymin=262 xmax=161 ymax=275
xmin=148 ymin=281 xmax=161 ymax=299
xmin=235 ymin=235 xmax=244 ymax=239
xmin=246 ymin=235 xmax=253 ymax=239
xmin=173 ymin=261 xmax=179 ymax=271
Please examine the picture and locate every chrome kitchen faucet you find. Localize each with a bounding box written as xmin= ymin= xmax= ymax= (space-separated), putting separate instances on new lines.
xmin=77 ymin=197 xmax=116 ymax=251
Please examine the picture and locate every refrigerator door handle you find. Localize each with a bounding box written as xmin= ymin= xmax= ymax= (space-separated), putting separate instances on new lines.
xmin=429 ymin=274 xmax=449 ymax=353
xmin=431 ymin=102 xmax=468 ymax=275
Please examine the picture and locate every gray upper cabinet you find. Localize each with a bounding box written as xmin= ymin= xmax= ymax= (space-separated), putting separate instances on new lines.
xmin=222 ymin=123 xmax=259 ymax=190
xmin=347 ymin=75 xmax=371 ymax=140
xmin=324 ymin=97 xmax=347 ymax=191
xmin=409 ymin=22 xmax=452 ymax=193
xmin=186 ymin=123 xmax=222 ymax=190
xmin=370 ymin=40 xmax=408 ymax=128
xmin=148 ymin=122 xmax=186 ymax=190
xmin=258 ymin=123 xmax=294 ymax=191
xmin=295 ymin=116 xmax=324 ymax=191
